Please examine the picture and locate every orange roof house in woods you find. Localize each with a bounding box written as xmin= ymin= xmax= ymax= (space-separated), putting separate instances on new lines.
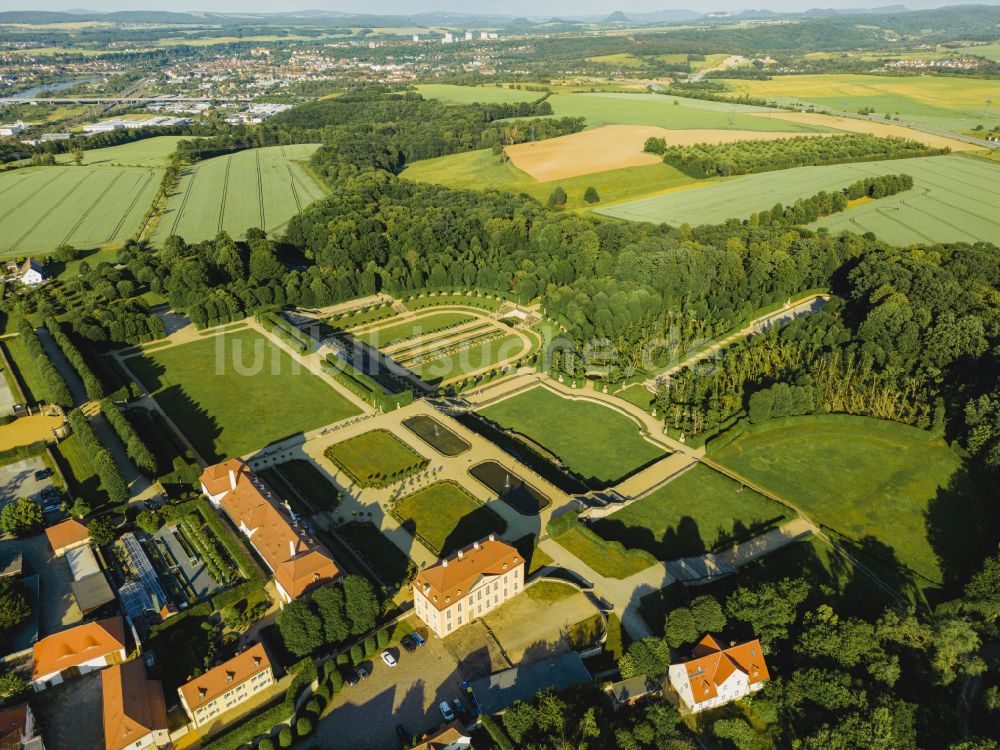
xmin=668 ymin=634 xmax=770 ymax=713
xmin=200 ymin=459 xmax=339 ymax=603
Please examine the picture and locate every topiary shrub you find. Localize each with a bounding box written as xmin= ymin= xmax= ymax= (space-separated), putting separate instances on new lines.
xmin=257 ymin=739 xmax=274 ymax=750
xmin=295 ymin=717 xmax=313 ymax=738
xmin=278 ymin=728 xmax=293 ymax=748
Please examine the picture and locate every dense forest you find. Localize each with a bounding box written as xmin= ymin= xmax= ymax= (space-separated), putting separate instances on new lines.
xmin=644 ymin=133 xmax=945 ymax=177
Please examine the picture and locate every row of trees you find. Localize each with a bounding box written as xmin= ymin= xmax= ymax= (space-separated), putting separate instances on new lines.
xmin=99 ymin=399 xmax=157 ymax=476
xmin=644 ymin=133 xmax=943 ymax=177
xmin=67 ymin=409 xmax=128 ymax=509
xmin=44 ymin=318 xmax=104 ymax=401
xmin=14 ymin=318 xmax=72 ymax=407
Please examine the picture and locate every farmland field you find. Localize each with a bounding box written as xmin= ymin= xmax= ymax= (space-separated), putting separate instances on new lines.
xmin=415 ymin=83 xmax=543 ymax=104
xmin=55 ymin=136 xmax=187 ymax=167
xmin=590 ymin=465 xmax=791 ymax=560
xmin=0 ymin=164 xmax=160 ymax=257
xmin=126 ymin=329 xmax=359 ymax=462
xmin=717 ymin=74 xmax=1000 ymax=133
xmin=712 ymin=416 xmax=998 ymax=590
xmin=597 ymin=154 xmax=1000 ymax=245
xmin=152 ymin=144 xmax=327 ymax=244
xmin=479 ymin=385 xmax=665 ymax=487
xmin=402 ymin=148 xmax=698 ymax=210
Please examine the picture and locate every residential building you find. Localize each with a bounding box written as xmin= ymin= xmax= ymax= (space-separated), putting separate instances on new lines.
xmin=412 ymin=536 xmax=523 ymax=638
xmin=177 ymin=643 xmax=274 ymax=728
xmin=200 ymin=459 xmax=339 ymax=604
xmin=605 ymin=675 xmax=661 ymax=710
xmin=31 ymin=617 xmax=127 ymax=691
xmin=0 ymin=121 xmax=25 ymax=136
xmin=0 ymin=702 xmax=45 ymax=750
xmin=64 ymin=543 xmax=115 ymax=616
xmin=668 ymin=634 xmax=770 ymax=714
xmin=102 ymin=660 xmax=169 ymax=750
xmin=13 ymin=258 xmax=45 ymax=287
xmin=411 ymin=721 xmax=471 ymax=750
xmin=469 ymin=652 xmax=591 ymax=715
xmin=44 ymin=519 xmax=90 ymax=557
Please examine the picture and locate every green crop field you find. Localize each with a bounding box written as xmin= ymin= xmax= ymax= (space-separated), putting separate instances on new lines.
xmin=357 ymin=310 xmax=477 ymax=348
xmin=0 ymin=164 xmax=160 ymax=257
xmin=598 ymin=154 xmax=1000 ymax=245
xmin=968 ymin=44 xmax=1000 ymax=61
xmin=479 ymin=385 xmax=665 ymax=487
xmin=712 ymin=416 xmax=998 ymax=591
xmin=591 ymin=464 xmax=791 ymax=560
xmin=126 ymin=329 xmax=359 ymax=462
xmin=56 ymin=136 xmax=187 ymax=167
xmin=402 ymin=148 xmax=697 ymax=209
xmin=392 ymin=480 xmax=506 ymax=556
xmin=718 ymin=74 xmax=1000 ymax=133
xmin=415 ymin=84 xmax=544 ymax=104
xmin=152 ymin=144 xmax=327 ymax=244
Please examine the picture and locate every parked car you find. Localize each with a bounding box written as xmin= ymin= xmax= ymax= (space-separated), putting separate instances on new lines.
xmin=380 ymin=650 xmax=397 ymax=667
xmin=356 ymin=665 xmax=370 ymax=681
xmin=395 ymin=724 xmax=410 ymax=742
xmin=34 ymin=469 xmax=52 ymax=481
xmin=412 ymin=633 xmax=426 ymax=647
xmin=401 ymin=635 xmax=417 ymax=653
xmin=345 ymin=671 xmax=359 ymax=687
xmin=439 ymin=701 xmax=455 ymax=722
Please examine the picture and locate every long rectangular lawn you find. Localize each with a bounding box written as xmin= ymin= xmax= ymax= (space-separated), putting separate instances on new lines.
xmin=126 ymin=329 xmax=359 ymax=462
xmin=479 ymin=385 xmax=664 ymax=487
xmin=392 ymin=480 xmax=506 ymax=556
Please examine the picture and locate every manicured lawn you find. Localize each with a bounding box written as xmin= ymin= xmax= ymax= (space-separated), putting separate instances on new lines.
xmin=272 ymin=459 xmax=340 ymax=511
xmin=127 ymin=329 xmax=359 ymax=462
xmin=324 ymin=429 xmax=427 ymax=487
xmin=357 ymin=310 xmax=476 ymax=348
xmin=407 ymin=333 xmax=529 ymax=385
xmin=512 ymin=533 xmax=553 ymax=575
xmin=336 ymin=522 xmax=414 ymax=587
xmin=713 ymin=416 xmax=997 ymax=590
xmin=479 ymin=386 xmax=665 ymax=487
xmin=591 ymin=464 xmax=790 ymax=560
xmin=526 ymin=581 xmax=575 ymax=604
xmin=552 ymin=524 xmax=654 ymax=579
xmin=392 ymin=480 xmax=506 ymax=556
xmin=616 ymin=383 xmax=655 ymax=411
xmin=51 ymin=432 xmax=108 ymax=508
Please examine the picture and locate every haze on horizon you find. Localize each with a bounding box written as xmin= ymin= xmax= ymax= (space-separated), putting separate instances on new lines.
xmin=0 ymin=0 xmax=997 ymax=15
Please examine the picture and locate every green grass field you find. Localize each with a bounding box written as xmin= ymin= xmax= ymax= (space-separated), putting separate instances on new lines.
xmin=324 ymin=429 xmax=427 ymax=486
xmin=968 ymin=44 xmax=1000 ymax=61
xmin=598 ymin=154 xmax=1000 ymax=245
xmin=0 ymin=164 xmax=160 ymax=257
xmin=552 ymin=523 xmax=655 ymax=578
xmin=402 ymin=148 xmax=698 ymax=209
xmin=480 ymin=386 xmax=665 ymax=486
xmin=718 ymin=74 xmax=1000 ymax=133
xmin=392 ymin=480 xmax=506 ymax=556
xmin=415 ymin=84 xmax=544 ymax=104
xmin=712 ymin=416 xmax=997 ymax=590
xmin=591 ymin=465 xmax=791 ymax=560
xmin=152 ymin=144 xmax=327 ymax=244
xmin=357 ymin=310 xmax=476 ymax=348
xmin=126 ymin=329 xmax=359 ymax=462
xmin=56 ymin=136 xmax=187 ymax=168
xmin=405 ymin=332 xmax=529 ymax=384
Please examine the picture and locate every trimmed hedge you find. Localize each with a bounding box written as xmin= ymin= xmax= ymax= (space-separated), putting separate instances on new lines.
xmin=257 ymin=311 xmax=316 ymax=355
xmin=67 ymin=409 xmax=128 ymax=506
xmin=45 ymin=318 xmax=105 ymax=401
xmin=321 ymin=355 xmax=413 ymax=412
xmin=15 ymin=318 xmax=72 ymax=407
xmin=100 ymin=399 xmax=157 ymax=475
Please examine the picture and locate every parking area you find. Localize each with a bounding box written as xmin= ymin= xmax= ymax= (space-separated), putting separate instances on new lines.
xmin=0 ymin=533 xmax=82 ymax=636
xmin=310 ymin=635 xmax=471 ymax=750
xmin=31 ymin=668 xmax=104 ymax=750
xmin=0 ymin=456 xmax=56 ymax=507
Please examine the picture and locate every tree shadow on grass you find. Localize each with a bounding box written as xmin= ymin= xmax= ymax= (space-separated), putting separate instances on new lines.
xmin=590 ymin=515 xmax=708 ymax=561
xmin=147 ymin=384 xmax=224 ymax=463
xmin=924 ymin=465 xmax=999 ymax=598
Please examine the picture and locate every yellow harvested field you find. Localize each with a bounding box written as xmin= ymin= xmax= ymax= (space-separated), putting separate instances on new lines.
xmin=748 ymin=111 xmax=981 ymax=152
xmin=0 ymin=416 xmax=65 ymax=451
xmin=505 ymin=124 xmax=830 ymax=181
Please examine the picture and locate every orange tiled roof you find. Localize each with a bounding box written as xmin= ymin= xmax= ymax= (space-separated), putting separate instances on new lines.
xmin=201 ymin=459 xmax=339 ymax=599
xmin=32 ymin=617 xmax=126 ymax=680
xmin=0 ymin=703 xmax=29 ymax=750
xmin=178 ymin=643 xmax=270 ymax=709
xmin=414 ymin=538 xmax=521 ymax=612
xmin=682 ymin=634 xmax=770 ymax=704
xmin=44 ymin=518 xmax=89 ymax=553
xmin=411 ymin=721 xmax=470 ymax=750
xmin=102 ymin=660 xmax=167 ymax=750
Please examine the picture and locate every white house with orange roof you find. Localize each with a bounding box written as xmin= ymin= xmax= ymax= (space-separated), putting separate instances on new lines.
xmin=200 ymin=459 xmax=339 ymax=604
xmin=31 ymin=617 xmax=127 ymax=691
xmin=102 ymin=660 xmax=169 ymax=750
xmin=412 ymin=536 xmax=524 ymax=638
xmin=177 ymin=643 xmax=274 ymax=727
xmin=668 ymin=634 xmax=770 ymax=713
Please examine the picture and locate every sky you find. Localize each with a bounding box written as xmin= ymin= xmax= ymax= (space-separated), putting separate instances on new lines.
xmin=0 ymin=0 xmax=993 ymax=13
